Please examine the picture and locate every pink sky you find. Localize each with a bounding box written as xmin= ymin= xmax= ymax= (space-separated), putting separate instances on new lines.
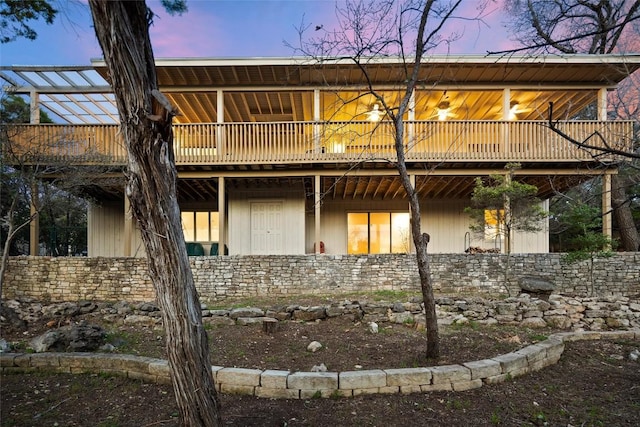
xmin=1 ymin=0 xmax=516 ymax=66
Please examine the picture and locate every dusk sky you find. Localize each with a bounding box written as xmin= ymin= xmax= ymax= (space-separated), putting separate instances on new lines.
xmin=1 ymin=0 xmax=516 ymax=66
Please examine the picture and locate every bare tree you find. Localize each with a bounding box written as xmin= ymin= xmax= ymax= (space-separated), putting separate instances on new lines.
xmin=0 ymin=116 xmax=112 ymax=296
xmin=500 ymin=0 xmax=640 ymax=251
xmin=87 ymin=1 xmax=222 ymax=425
xmin=294 ymin=0 xmax=490 ymax=359
xmin=503 ymin=0 xmax=640 ymax=54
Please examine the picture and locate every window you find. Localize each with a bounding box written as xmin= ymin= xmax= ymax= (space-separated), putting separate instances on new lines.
xmin=347 ymin=212 xmax=410 ymax=254
xmin=181 ymin=211 xmax=219 ymax=242
xmin=484 ymin=209 xmax=504 ymax=240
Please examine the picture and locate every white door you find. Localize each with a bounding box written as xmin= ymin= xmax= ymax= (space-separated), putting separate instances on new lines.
xmin=250 ymin=202 xmax=283 ymax=254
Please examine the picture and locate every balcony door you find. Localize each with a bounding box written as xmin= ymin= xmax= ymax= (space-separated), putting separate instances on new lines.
xmin=250 ymin=201 xmax=284 ymax=254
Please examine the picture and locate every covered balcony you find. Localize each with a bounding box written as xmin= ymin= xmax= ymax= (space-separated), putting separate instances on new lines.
xmin=5 ymin=119 xmax=633 ymax=167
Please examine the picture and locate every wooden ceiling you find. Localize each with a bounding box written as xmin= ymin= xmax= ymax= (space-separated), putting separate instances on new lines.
xmin=169 ymin=172 xmax=596 ymax=204
xmin=89 ymin=55 xmax=640 ymax=125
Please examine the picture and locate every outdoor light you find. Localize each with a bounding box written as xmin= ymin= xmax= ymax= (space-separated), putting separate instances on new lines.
xmin=509 ymin=101 xmax=520 ymax=120
xmin=437 ymin=101 xmax=450 ymax=121
xmin=366 ymin=104 xmax=383 ymax=122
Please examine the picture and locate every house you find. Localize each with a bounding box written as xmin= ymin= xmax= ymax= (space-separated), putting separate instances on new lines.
xmin=2 ymin=54 xmax=639 ymax=257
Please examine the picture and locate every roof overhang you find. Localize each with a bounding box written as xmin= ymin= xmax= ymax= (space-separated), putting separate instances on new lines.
xmin=2 ymin=54 xmax=639 ymax=125
xmin=93 ymin=53 xmax=640 ymax=87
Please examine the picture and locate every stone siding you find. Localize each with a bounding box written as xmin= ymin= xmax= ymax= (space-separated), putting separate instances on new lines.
xmin=3 ymin=253 xmax=639 ymax=303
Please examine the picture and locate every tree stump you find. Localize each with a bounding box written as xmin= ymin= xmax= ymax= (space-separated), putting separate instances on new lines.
xmin=262 ymin=318 xmax=279 ymax=334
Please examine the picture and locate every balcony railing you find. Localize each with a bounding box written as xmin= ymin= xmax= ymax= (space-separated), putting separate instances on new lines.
xmin=4 ymin=120 xmax=633 ymax=166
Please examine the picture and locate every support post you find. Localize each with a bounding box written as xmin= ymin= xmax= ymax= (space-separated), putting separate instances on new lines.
xmin=502 ymin=88 xmax=511 ymax=152
xmin=29 ymin=184 xmax=39 ymax=256
xmin=502 ymin=88 xmax=511 ymax=120
xmin=315 ymin=174 xmax=321 ymax=253
xmin=313 ymin=89 xmax=321 ymax=154
xmin=602 ymin=173 xmax=612 ymax=241
xmin=407 ymin=89 xmax=415 ymax=152
xmin=124 ymin=196 xmax=132 ymax=256
xmin=29 ymin=92 xmax=40 ymax=256
xmin=216 ymin=89 xmax=224 ymax=156
xmin=30 ymin=90 xmax=40 ymax=124
xmin=597 ymin=88 xmax=607 ymax=121
xmin=409 ymin=174 xmax=416 ymax=253
xmin=218 ymin=177 xmax=226 ymax=255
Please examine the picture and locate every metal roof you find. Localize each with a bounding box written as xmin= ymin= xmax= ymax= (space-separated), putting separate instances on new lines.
xmin=2 ymin=54 xmax=639 ymax=125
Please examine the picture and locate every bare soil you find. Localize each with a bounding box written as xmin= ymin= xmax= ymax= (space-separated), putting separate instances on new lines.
xmin=1 ymin=301 xmax=639 ymax=426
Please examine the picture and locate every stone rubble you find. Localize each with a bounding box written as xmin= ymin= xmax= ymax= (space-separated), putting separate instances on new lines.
xmin=2 ymin=294 xmax=640 ymax=339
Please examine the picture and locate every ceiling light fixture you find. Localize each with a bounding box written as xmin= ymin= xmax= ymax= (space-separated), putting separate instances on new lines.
xmin=437 ymin=101 xmax=450 ymax=121
xmin=509 ymin=101 xmax=520 ymax=120
xmin=366 ymin=104 xmax=383 ymax=122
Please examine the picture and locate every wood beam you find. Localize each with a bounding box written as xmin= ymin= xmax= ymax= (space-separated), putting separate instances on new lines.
xmin=218 ymin=177 xmax=226 ymax=255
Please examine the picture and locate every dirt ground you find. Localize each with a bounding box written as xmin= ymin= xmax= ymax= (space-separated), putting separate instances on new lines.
xmin=1 ymin=300 xmax=639 ymax=426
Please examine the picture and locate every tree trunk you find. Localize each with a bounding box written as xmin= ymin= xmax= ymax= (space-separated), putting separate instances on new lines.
xmin=611 ymin=175 xmax=640 ymax=251
xmin=393 ymin=120 xmax=440 ymax=360
xmin=88 ymin=2 xmax=222 ymax=426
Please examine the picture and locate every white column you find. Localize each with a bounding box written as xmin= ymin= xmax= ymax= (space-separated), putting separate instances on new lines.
xmin=315 ymin=175 xmax=321 ymax=253
xmin=597 ymin=88 xmax=607 ymax=121
xmin=502 ymin=88 xmax=511 ymax=152
xmin=502 ymin=88 xmax=511 ymax=120
xmin=216 ymin=89 xmax=224 ymax=156
xmin=407 ymin=89 xmax=415 ymax=151
xmin=313 ymin=89 xmax=321 ymax=153
xmin=218 ymin=177 xmax=226 ymax=255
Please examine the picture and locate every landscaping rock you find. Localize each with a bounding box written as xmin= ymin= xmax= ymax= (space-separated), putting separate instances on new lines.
xmin=29 ymin=324 xmax=106 ymax=352
xmin=519 ymin=276 xmax=556 ymax=294
xmin=391 ymin=302 xmax=405 ymax=313
xmin=236 ymin=316 xmax=277 ymax=326
xmin=369 ymin=322 xmax=379 ymax=333
xmin=124 ymin=314 xmax=158 ymax=326
xmin=307 ymin=341 xmax=323 ymax=353
xmin=521 ymin=317 xmax=547 ymax=328
xmin=390 ymin=311 xmax=413 ymax=324
xmin=0 ymin=303 xmax=27 ymax=331
xmin=293 ymin=306 xmax=326 ymax=321
xmin=311 ymin=363 xmax=328 ymax=372
xmin=137 ymin=302 xmax=159 ymax=312
xmin=42 ymin=302 xmax=80 ymax=317
xmin=203 ymin=316 xmax=236 ymax=327
xmin=229 ymin=307 xmax=265 ymax=319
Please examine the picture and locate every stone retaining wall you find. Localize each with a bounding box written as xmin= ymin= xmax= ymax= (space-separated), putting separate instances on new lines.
xmin=3 ymin=253 xmax=639 ymax=303
xmin=2 ymin=330 xmax=637 ymax=398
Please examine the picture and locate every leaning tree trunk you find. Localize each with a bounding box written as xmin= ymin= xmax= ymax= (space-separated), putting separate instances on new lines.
xmin=88 ymin=2 xmax=222 ymax=426
xmin=611 ymin=175 xmax=640 ymax=251
xmin=393 ymin=119 xmax=440 ymax=359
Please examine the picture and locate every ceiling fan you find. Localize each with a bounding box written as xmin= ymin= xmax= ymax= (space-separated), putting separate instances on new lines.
xmin=364 ymin=103 xmax=384 ymax=122
xmin=429 ymin=100 xmax=457 ymax=120
xmin=508 ymin=101 xmax=531 ymax=120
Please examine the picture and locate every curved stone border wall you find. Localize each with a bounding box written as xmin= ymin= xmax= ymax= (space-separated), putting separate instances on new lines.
xmin=2 ymin=330 xmax=637 ymax=399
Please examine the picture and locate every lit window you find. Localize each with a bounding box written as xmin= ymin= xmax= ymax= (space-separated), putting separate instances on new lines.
xmin=347 ymin=212 xmax=410 ymax=254
xmin=484 ymin=209 xmax=504 ymax=240
xmin=181 ymin=211 xmax=220 ymax=242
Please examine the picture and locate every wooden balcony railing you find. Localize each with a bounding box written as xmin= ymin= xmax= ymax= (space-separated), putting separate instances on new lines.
xmin=4 ymin=120 xmax=633 ymax=166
